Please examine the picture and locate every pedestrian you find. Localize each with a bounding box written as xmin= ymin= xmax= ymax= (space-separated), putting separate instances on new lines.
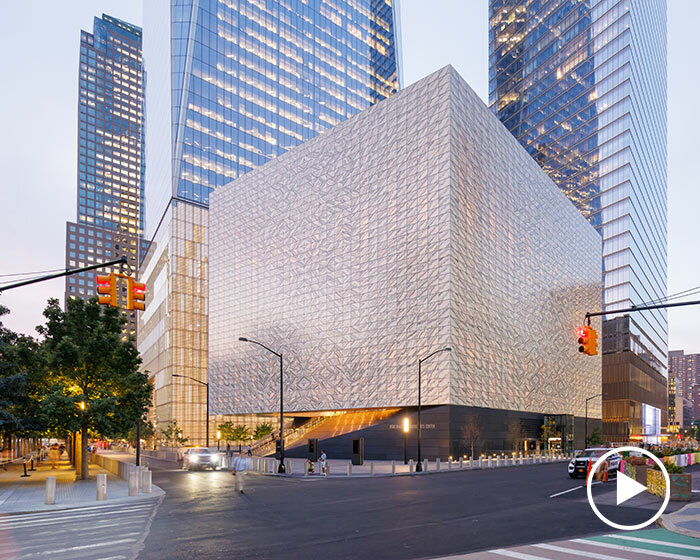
xmin=226 ymin=443 xmax=231 ymax=458
xmin=246 ymin=444 xmax=252 ymax=457
xmin=58 ymin=443 xmax=65 ymax=458
xmin=232 ymin=450 xmax=252 ymax=494
xmin=48 ymin=444 xmax=60 ymax=469
xmin=319 ymin=449 xmax=327 ymax=476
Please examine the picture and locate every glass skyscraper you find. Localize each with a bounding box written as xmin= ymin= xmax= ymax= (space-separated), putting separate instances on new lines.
xmin=64 ymin=14 xmax=145 ymax=338
xmin=489 ymin=0 xmax=668 ymax=442
xmin=139 ymin=0 xmax=402 ymax=444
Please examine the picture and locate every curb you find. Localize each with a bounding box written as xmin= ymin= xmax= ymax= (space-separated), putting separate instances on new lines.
xmin=660 ymin=501 xmax=700 ymax=539
xmin=0 ymin=485 xmax=165 ymax=516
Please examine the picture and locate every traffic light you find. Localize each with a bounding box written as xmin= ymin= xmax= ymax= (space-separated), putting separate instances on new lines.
xmin=577 ymin=325 xmax=598 ymax=356
xmin=127 ymin=277 xmax=146 ymax=311
xmin=96 ymin=273 xmax=117 ymax=307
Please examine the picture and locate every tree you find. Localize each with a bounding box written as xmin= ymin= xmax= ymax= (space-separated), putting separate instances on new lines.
xmin=461 ymin=416 xmax=481 ymax=458
xmin=694 ymin=425 xmax=700 ymax=442
xmin=0 ymin=304 xmax=46 ymax=444
xmin=586 ymin=427 xmax=603 ymax=447
xmin=541 ymin=417 xmax=560 ymax=451
xmin=231 ymin=425 xmax=250 ymax=452
xmin=506 ymin=418 xmax=527 ymax=452
xmin=161 ymin=420 xmax=188 ymax=447
xmin=254 ymin=422 xmax=274 ymax=440
xmin=37 ymin=298 xmax=151 ymax=479
xmin=218 ymin=421 xmax=236 ymax=444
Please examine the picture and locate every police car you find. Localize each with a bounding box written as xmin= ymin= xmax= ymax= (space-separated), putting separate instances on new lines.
xmin=568 ymin=447 xmax=621 ymax=478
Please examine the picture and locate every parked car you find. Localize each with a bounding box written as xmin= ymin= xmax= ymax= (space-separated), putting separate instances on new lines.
xmin=182 ymin=447 xmax=225 ymax=471
xmin=568 ymin=448 xmax=621 ymax=479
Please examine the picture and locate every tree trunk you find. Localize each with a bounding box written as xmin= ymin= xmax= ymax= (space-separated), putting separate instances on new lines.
xmin=80 ymin=424 xmax=89 ymax=480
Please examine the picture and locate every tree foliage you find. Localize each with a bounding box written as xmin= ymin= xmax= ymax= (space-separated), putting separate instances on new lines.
xmin=161 ymin=420 xmax=188 ymax=446
xmin=0 ymin=304 xmax=44 ymax=437
xmin=254 ymin=422 xmax=274 ymax=440
xmin=37 ymin=298 xmax=151 ymax=438
xmin=586 ymin=427 xmax=603 ymax=447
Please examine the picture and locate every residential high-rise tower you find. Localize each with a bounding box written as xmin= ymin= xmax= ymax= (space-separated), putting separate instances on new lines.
xmin=139 ymin=0 xmax=402 ymax=444
xmin=64 ymin=14 xmax=145 ymax=338
xmin=489 ymin=0 xmax=668 ymax=443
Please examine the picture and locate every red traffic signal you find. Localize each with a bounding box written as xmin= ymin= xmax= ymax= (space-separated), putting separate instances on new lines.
xmin=96 ymin=273 xmax=117 ymax=307
xmin=127 ymin=277 xmax=146 ymax=311
xmin=577 ymin=325 xmax=598 ymax=356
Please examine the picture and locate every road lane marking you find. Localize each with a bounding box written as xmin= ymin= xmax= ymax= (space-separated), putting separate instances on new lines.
xmin=572 ymin=538 xmax=699 ymax=559
xmin=534 ymin=543 xmax=622 ymax=559
xmin=20 ymin=536 xmax=138 ymax=556
xmin=549 ymin=481 xmax=602 ymax=498
xmin=490 ymin=550 xmax=551 ymax=560
xmin=604 ymin=534 xmax=700 ymax=551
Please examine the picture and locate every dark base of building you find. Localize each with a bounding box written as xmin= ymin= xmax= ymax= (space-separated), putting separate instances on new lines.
xmin=283 ymin=405 xmax=600 ymax=461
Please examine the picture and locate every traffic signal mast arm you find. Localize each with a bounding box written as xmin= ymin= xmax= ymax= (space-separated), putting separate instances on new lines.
xmin=0 ymin=257 xmax=128 ymax=293
xmin=585 ymin=298 xmax=700 ymax=321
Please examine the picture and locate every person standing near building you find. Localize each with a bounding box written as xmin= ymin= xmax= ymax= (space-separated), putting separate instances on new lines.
xmin=232 ymin=451 xmax=252 ymax=493
xmin=319 ymin=449 xmax=327 ymax=476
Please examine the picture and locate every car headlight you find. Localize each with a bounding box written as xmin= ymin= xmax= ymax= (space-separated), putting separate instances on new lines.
xmin=189 ymin=454 xmax=199 ymax=462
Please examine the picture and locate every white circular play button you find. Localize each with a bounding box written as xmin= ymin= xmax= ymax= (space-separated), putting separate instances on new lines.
xmin=586 ymin=446 xmax=670 ymax=531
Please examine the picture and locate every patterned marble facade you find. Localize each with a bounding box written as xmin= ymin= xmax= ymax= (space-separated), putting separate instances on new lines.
xmin=208 ymin=66 xmax=602 ymax=420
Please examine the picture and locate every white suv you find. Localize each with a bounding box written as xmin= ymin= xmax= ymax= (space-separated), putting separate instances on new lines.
xmin=568 ymin=448 xmax=621 ymax=479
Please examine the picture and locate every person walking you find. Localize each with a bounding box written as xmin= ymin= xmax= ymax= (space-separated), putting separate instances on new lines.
xmin=48 ymin=444 xmax=60 ymax=469
xmin=246 ymin=444 xmax=252 ymax=457
xmin=232 ymin=451 xmax=252 ymax=494
xmin=319 ymin=449 xmax=327 ymax=476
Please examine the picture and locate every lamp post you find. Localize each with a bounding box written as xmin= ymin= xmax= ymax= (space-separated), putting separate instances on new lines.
xmin=217 ymin=430 xmax=221 ymax=451
xmin=403 ymin=417 xmax=409 ymax=464
xmin=584 ymin=392 xmax=607 ymax=447
xmin=416 ymin=346 xmax=451 ymax=472
xmin=239 ymin=337 xmax=286 ymax=473
xmin=172 ymin=374 xmax=210 ymax=449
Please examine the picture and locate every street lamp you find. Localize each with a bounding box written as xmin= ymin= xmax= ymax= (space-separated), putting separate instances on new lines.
xmin=416 ymin=346 xmax=451 ymax=472
xmin=403 ymin=417 xmax=409 ymax=465
xmin=217 ymin=430 xmax=221 ymax=451
xmin=584 ymin=392 xmax=607 ymax=447
xmin=239 ymin=337 xmax=286 ymax=473
xmin=172 ymin=374 xmax=210 ymax=449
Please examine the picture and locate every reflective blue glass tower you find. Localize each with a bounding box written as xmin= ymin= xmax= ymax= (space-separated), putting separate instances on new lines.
xmin=139 ymin=0 xmax=402 ymax=444
xmin=64 ymin=14 xmax=145 ymax=338
xmin=489 ymin=0 xmax=668 ymax=442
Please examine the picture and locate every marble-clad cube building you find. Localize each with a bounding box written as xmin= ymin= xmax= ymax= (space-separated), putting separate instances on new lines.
xmin=209 ymin=66 xmax=602 ymax=458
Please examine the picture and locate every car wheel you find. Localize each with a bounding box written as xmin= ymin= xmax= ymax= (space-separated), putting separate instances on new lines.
xmin=569 ymin=473 xmax=577 ymax=478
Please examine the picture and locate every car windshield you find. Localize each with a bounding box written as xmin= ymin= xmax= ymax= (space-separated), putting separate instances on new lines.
xmin=577 ymin=450 xmax=606 ymax=458
xmin=189 ymin=448 xmax=209 ymax=455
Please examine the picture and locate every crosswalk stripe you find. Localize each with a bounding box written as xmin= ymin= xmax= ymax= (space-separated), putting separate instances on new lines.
xmin=0 ymin=503 xmax=153 ymax=524
xmin=0 ymin=504 xmax=154 ymax=527
xmin=603 ymin=534 xmax=700 ymax=552
xmin=534 ymin=543 xmax=623 ymax=559
xmin=490 ymin=550 xmax=551 ymax=560
xmin=15 ymin=537 xmax=137 ymax=558
xmin=572 ymin=538 xmax=700 ymax=559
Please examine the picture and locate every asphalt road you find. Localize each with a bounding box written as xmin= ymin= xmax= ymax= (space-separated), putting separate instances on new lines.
xmin=138 ymin=461 xmax=699 ymax=560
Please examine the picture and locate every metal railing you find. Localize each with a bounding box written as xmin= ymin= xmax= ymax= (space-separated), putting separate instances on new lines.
xmin=254 ymin=416 xmax=331 ymax=457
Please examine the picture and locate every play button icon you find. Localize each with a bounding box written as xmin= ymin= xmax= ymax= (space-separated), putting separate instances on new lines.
xmin=616 ymin=470 xmax=647 ymax=505
xmin=586 ymin=446 xmax=671 ymax=531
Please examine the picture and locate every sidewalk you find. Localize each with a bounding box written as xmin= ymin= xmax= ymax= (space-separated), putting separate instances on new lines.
xmin=0 ymin=456 xmax=163 ymax=514
xmin=662 ymin=503 xmax=700 ymax=538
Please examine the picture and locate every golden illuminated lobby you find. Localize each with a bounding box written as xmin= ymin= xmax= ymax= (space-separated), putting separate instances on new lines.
xmin=207 ymin=66 xmax=603 ymax=459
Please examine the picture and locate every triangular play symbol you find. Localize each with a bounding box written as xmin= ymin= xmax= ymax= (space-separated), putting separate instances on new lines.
xmin=617 ymin=470 xmax=647 ymax=505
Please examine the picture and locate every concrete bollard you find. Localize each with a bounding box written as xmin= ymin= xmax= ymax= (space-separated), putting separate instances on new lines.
xmin=479 ymin=457 xmax=483 ymax=468
xmin=409 ymin=459 xmax=414 ymax=473
xmin=326 ymin=462 xmax=330 ymax=476
xmin=142 ymin=470 xmax=152 ymax=494
xmin=423 ymin=459 xmax=428 ymax=472
xmin=436 ymin=458 xmax=440 ymax=471
xmin=128 ymin=471 xmax=139 ymax=496
xmin=138 ymin=466 xmax=146 ymax=490
xmin=347 ymin=463 xmax=352 ymax=476
xmin=391 ymin=460 xmax=396 ymax=474
xmin=496 ymin=456 xmax=500 ymax=467
xmin=45 ymin=476 xmax=56 ymax=505
xmin=370 ymin=462 xmax=374 ymax=476
xmin=469 ymin=457 xmax=473 ymax=469
xmin=448 ymin=458 xmax=452 ymax=470
xmin=96 ymin=473 xmax=107 ymax=501
xmin=459 ymin=458 xmax=463 ymax=469
xmin=286 ymin=460 xmax=292 ymax=475
xmin=487 ymin=456 xmax=491 ymax=468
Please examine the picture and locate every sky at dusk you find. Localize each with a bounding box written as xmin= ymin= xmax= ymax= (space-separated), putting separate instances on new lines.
xmin=1 ymin=1 xmax=697 ymax=354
